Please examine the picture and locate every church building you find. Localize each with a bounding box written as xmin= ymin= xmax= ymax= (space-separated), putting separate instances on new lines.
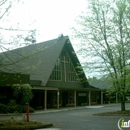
xmin=0 ymin=35 xmax=103 ymax=109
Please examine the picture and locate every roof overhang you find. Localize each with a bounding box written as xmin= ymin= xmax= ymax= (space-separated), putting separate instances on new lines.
xmin=57 ymin=87 xmax=101 ymax=91
xmin=32 ymin=86 xmax=58 ymax=90
xmin=32 ymin=86 xmax=101 ymax=91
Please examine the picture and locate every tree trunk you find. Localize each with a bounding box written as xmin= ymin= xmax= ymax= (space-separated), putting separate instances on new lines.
xmin=120 ymin=93 xmax=126 ymax=111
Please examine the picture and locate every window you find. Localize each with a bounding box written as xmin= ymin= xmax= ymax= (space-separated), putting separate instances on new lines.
xmin=64 ymin=53 xmax=80 ymax=82
xmin=49 ymin=57 xmax=62 ymax=81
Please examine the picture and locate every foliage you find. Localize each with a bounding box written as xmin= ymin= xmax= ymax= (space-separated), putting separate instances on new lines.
xmin=0 ymin=0 xmax=36 ymax=48
xmin=8 ymin=99 xmax=17 ymax=106
xmin=29 ymin=107 xmax=35 ymax=113
xmin=0 ymin=100 xmax=35 ymax=114
xmin=15 ymin=105 xmax=35 ymax=113
xmin=73 ymin=0 xmax=130 ymax=111
xmin=12 ymin=84 xmax=33 ymax=105
xmin=0 ymin=0 xmax=39 ymax=75
xmin=0 ymin=103 xmax=8 ymax=113
xmin=8 ymin=100 xmax=17 ymax=113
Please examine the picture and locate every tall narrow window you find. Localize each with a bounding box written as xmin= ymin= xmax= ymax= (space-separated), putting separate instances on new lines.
xmin=64 ymin=53 xmax=80 ymax=82
xmin=49 ymin=57 xmax=62 ymax=81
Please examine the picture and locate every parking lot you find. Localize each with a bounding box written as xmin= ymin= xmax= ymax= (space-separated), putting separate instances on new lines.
xmin=0 ymin=103 xmax=130 ymax=130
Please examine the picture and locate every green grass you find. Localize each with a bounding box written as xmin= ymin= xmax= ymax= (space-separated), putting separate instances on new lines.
xmin=93 ymin=110 xmax=130 ymax=116
xmin=0 ymin=119 xmax=53 ymax=130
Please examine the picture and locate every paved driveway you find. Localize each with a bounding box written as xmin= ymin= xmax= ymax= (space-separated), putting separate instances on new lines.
xmin=0 ymin=103 xmax=130 ymax=130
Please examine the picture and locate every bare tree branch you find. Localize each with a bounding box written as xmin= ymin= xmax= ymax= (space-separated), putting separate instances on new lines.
xmin=0 ymin=0 xmax=7 ymax=6
xmin=0 ymin=4 xmax=11 ymax=19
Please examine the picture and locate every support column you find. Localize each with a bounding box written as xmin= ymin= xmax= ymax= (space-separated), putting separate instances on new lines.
xmin=74 ymin=90 xmax=76 ymax=107
xmin=101 ymin=91 xmax=103 ymax=105
xmin=44 ymin=90 xmax=47 ymax=110
xmin=57 ymin=90 xmax=59 ymax=109
xmin=116 ymin=92 xmax=118 ymax=103
xmin=88 ymin=90 xmax=91 ymax=106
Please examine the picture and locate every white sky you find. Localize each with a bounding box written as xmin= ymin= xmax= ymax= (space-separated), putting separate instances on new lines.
xmin=1 ymin=0 xmax=93 ymax=76
xmin=1 ymin=0 xmax=88 ymax=42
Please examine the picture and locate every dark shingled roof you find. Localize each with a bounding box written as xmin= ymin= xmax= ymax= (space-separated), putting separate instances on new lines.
xmin=1 ymin=36 xmax=90 ymax=87
xmin=89 ymin=80 xmax=112 ymax=89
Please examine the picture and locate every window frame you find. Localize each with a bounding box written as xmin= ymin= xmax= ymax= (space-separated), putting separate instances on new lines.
xmin=49 ymin=57 xmax=62 ymax=81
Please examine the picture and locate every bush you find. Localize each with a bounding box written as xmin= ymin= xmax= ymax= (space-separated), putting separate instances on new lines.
xmin=16 ymin=105 xmax=35 ymax=113
xmin=16 ymin=105 xmax=24 ymax=113
xmin=8 ymin=100 xmax=17 ymax=113
xmin=8 ymin=99 xmax=17 ymax=106
xmin=8 ymin=105 xmax=35 ymax=113
xmin=29 ymin=106 xmax=35 ymax=113
xmin=0 ymin=100 xmax=35 ymax=114
xmin=8 ymin=105 xmax=17 ymax=113
xmin=7 ymin=100 xmax=35 ymax=113
xmin=19 ymin=105 xmax=35 ymax=113
xmin=0 ymin=103 xmax=8 ymax=113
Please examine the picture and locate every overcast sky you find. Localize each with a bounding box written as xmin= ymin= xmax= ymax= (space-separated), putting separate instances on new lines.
xmin=1 ymin=0 xmax=88 ymax=42
xmin=1 ymin=0 xmax=91 ymax=75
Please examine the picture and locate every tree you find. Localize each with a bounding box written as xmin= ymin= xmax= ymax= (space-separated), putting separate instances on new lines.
xmin=0 ymin=0 xmax=37 ymax=49
xmin=12 ymin=84 xmax=33 ymax=105
xmin=0 ymin=0 xmax=39 ymax=73
xmin=0 ymin=1 xmax=40 ymax=104
xmin=73 ymin=0 xmax=130 ymax=111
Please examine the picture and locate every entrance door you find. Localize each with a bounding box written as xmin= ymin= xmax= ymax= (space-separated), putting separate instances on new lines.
xmin=51 ymin=91 xmax=62 ymax=107
xmin=77 ymin=92 xmax=87 ymax=106
xmin=62 ymin=92 xmax=68 ymax=107
xmin=47 ymin=91 xmax=52 ymax=108
xmin=68 ymin=92 xmax=74 ymax=106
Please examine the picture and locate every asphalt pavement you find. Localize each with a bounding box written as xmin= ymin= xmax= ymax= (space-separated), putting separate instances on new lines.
xmin=0 ymin=103 xmax=130 ymax=130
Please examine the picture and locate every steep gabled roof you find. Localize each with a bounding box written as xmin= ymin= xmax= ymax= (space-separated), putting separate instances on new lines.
xmin=1 ymin=36 xmax=88 ymax=86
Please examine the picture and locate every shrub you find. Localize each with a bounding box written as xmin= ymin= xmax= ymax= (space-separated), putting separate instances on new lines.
xmin=8 ymin=100 xmax=17 ymax=113
xmin=8 ymin=99 xmax=17 ymax=106
xmin=16 ymin=105 xmax=35 ymax=113
xmin=0 ymin=103 xmax=8 ymax=113
xmin=16 ymin=105 xmax=24 ymax=113
xmin=7 ymin=105 xmax=35 ymax=113
xmin=29 ymin=107 xmax=35 ymax=113
xmin=0 ymin=99 xmax=35 ymax=113
xmin=8 ymin=105 xmax=17 ymax=113
xmin=8 ymin=100 xmax=34 ymax=113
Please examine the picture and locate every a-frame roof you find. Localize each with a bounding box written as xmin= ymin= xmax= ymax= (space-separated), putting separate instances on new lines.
xmin=1 ymin=36 xmax=89 ymax=86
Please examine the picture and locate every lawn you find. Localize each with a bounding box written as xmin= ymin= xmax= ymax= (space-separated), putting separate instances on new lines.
xmin=0 ymin=118 xmax=53 ymax=130
xmin=93 ymin=110 xmax=130 ymax=116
